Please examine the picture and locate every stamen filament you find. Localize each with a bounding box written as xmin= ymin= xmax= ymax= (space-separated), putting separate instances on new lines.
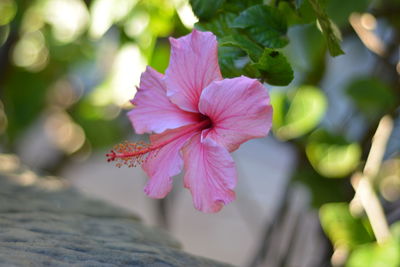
xmin=106 ymin=119 xmax=210 ymax=167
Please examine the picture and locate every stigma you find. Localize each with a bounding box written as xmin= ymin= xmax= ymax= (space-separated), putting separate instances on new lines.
xmin=106 ymin=141 xmax=156 ymax=168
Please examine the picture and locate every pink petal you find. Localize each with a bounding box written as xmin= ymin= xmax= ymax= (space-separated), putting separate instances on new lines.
xmin=165 ymin=30 xmax=222 ymax=113
xmin=198 ymin=77 xmax=272 ymax=152
xmin=142 ymin=125 xmax=198 ymax=198
xmin=128 ymin=66 xmax=199 ymax=134
xmin=182 ymin=134 xmax=237 ymax=213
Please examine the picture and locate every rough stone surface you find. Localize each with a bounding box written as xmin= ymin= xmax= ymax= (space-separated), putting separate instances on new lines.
xmin=0 ymin=155 xmax=231 ymax=267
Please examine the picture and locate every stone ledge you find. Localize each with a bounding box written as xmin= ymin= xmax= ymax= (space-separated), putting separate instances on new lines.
xmin=0 ymin=154 xmax=231 ymax=267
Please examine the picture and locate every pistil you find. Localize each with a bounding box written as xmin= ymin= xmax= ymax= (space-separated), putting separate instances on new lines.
xmin=106 ymin=119 xmax=211 ymax=167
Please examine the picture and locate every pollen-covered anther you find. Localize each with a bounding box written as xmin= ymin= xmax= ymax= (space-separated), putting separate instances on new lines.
xmin=105 ymin=141 xmax=153 ymax=168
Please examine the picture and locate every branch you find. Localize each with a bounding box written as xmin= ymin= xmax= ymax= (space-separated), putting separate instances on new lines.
xmin=351 ymin=115 xmax=393 ymax=244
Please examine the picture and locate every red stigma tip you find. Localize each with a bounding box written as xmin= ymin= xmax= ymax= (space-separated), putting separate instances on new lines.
xmin=106 ymin=151 xmax=116 ymax=162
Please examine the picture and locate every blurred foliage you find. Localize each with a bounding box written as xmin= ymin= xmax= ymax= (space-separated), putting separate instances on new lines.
xmin=192 ymin=0 xmax=400 ymax=265
xmin=0 ymin=0 xmax=188 ymax=155
xmin=347 ymin=222 xmax=400 ymax=267
xmin=306 ymin=129 xmax=361 ymax=178
xmin=0 ymin=0 xmax=17 ymax=26
xmin=293 ymin=165 xmax=353 ymax=207
xmin=0 ymin=0 xmax=400 ymax=265
xmin=319 ymin=203 xmax=374 ymax=249
xmin=308 ymin=0 xmax=344 ymax=56
xmin=346 ymin=77 xmax=395 ymax=121
xmin=271 ymin=86 xmax=327 ymax=140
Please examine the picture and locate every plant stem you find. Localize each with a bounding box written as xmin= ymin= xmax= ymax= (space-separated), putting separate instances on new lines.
xmin=351 ymin=115 xmax=393 ymax=244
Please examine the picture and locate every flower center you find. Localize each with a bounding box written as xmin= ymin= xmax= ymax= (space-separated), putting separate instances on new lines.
xmin=106 ymin=118 xmax=211 ymax=167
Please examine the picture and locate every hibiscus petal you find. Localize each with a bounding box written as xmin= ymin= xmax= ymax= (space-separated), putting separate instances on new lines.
xmin=165 ymin=30 xmax=222 ymax=113
xmin=198 ymin=76 xmax=272 ymax=152
xmin=142 ymin=125 xmax=197 ymax=198
xmin=128 ymin=66 xmax=199 ymax=134
xmin=182 ymin=134 xmax=237 ymax=213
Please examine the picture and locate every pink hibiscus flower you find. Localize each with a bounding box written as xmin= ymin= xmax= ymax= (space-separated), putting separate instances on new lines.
xmin=107 ymin=30 xmax=272 ymax=213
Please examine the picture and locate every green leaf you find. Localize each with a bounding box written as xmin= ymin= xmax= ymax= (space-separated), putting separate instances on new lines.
xmin=217 ymin=46 xmax=245 ymax=77
xmin=346 ymin=77 xmax=395 ymax=120
xmin=219 ymin=35 xmax=263 ymax=61
xmin=0 ymin=0 xmax=17 ymax=26
xmin=232 ymin=5 xmax=289 ymax=48
xmin=326 ymin=0 xmax=370 ymax=27
xmin=252 ymin=48 xmax=294 ymax=85
xmin=306 ymin=129 xmax=361 ymax=178
xmin=270 ymin=91 xmax=286 ymax=130
xmin=308 ymin=0 xmax=345 ymax=57
xmin=284 ymin=86 xmax=326 ymax=133
xmin=197 ymin=14 xmax=264 ymax=79
xmin=347 ymin=239 xmax=400 ymax=267
xmin=222 ymin=0 xmax=263 ymax=13
xmin=347 ymin=222 xmax=400 ymax=267
xmin=297 ymin=0 xmax=318 ymax=23
xmin=272 ymin=86 xmax=326 ymax=139
xmin=189 ymin=0 xmax=225 ymax=20
xmin=278 ymin=2 xmax=304 ymax=26
xmin=319 ymin=203 xmax=374 ymax=249
xmin=195 ymin=12 xmax=237 ymax=38
xmin=217 ymin=46 xmax=260 ymax=78
xmin=278 ymin=1 xmax=317 ymax=25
